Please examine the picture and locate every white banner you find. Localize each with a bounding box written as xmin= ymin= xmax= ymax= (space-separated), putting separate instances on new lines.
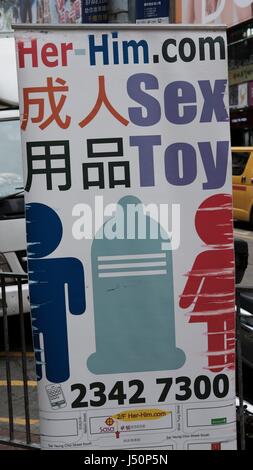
xmin=15 ymin=25 xmax=236 ymax=451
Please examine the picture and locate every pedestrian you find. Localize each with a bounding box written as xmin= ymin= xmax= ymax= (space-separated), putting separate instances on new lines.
xmin=20 ymin=0 xmax=32 ymax=23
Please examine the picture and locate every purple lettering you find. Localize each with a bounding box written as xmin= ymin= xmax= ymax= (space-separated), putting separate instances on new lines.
xmin=199 ymin=141 xmax=229 ymax=190
xmin=127 ymin=74 xmax=161 ymax=126
xmin=165 ymin=143 xmax=197 ymax=186
xmin=199 ymin=80 xmax=229 ymax=123
xmin=130 ymin=135 xmax=161 ymax=187
xmin=164 ymin=81 xmax=197 ymax=125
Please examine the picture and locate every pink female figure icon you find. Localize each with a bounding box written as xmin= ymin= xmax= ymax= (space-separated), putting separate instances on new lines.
xmin=180 ymin=194 xmax=236 ymax=373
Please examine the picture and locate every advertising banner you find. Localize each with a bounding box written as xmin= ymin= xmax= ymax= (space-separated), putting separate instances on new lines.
xmin=39 ymin=1 xmax=82 ymax=24
xmin=0 ymin=0 xmax=37 ymax=32
xmin=14 ymin=25 xmax=236 ymax=451
xmin=0 ymin=1 xmax=82 ymax=32
xmin=177 ymin=0 xmax=253 ymax=28
xmin=136 ymin=0 xmax=170 ymax=23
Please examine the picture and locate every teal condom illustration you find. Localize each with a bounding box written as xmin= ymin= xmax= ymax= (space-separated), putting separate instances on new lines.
xmin=87 ymin=196 xmax=185 ymax=374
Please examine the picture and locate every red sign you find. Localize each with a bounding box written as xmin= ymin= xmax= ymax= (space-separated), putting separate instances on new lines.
xmin=212 ymin=442 xmax=222 ymax=451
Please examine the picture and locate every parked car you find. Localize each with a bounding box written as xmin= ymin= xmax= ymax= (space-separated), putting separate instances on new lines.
xmin=234 ymin=238 xmax=253 ymax=371
xmin=0 ymin=37 xmax=29 ymax=317
xmin=232 ymin=146 xmax=253 ymax=226
xmin=0 ymin=105 xmax=29 ymax=316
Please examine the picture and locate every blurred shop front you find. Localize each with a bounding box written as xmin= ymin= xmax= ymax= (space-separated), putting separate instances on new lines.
xmin=174 ymin=0 xmax=253 ymax=147
xmin=0 ymin=0 xmax=109 ymax=32
xmin=228 ymin=17 xmax=253 ymax=146
xmin=0 ymin=1 xmax=173 ymax=29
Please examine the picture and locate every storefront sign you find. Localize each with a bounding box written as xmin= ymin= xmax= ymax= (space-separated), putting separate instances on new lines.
xmin=82 ymin=0 xmax=108 ymax=23
xmin=229 ymin=63 xmax=253 ymax=86
xmin=136 ymin=0 xmax=170 ymax=23
xmin=14 ymin=25 xmax=236 ymax=451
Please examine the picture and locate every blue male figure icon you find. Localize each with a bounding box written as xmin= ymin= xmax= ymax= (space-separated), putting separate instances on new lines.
xmin=26 ymin=203 xmax=86 ymax=383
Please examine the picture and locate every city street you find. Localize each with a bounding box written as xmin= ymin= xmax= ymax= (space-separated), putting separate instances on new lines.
xmin=234 ymin=222 xmax=253 ymax=409
xmin=0 ymin=223 xmax=253 ymax=447
xmin=234 ymin=222 xmax=253 ymax=288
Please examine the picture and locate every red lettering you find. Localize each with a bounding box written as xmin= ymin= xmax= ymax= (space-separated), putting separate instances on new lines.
xmin=17 ymin=39 xmax=73 ymax=68
xmin=18 ymin=39 xmax=38 ymax=68
xmin=41 ymin=43 xmax=58 ymax=67
xmin=61 ymin=43 xmax=73 ymax=66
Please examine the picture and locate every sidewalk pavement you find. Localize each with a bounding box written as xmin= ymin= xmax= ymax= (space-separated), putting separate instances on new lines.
xmin=0 ymin=442 xmax=26 ymax=450
xmin=0 ymin=430 xmax=40 ymax=450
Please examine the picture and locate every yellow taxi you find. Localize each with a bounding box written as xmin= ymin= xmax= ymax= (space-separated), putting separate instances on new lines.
xmin=232 ymin=147 xmax=253 ymax=225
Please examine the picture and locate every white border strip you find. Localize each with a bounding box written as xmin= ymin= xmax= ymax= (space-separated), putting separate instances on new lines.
xmin=98 ymin=253 xmax=166 ymax=262
xmin=99 ymin=270 xmax=167 ymax=278
xmin=98 ymin=262 xmax=167 ymax=270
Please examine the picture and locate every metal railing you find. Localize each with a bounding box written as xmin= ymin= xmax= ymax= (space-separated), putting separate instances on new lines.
xmin=0 ymin=272 xmax=39 ymax=449
xmin=236 ymin=288 xmax=246 ymax=451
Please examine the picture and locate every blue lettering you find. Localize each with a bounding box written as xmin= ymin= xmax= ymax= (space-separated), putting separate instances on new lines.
xmin=89 ymin=34 xmax=109 ymax=66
